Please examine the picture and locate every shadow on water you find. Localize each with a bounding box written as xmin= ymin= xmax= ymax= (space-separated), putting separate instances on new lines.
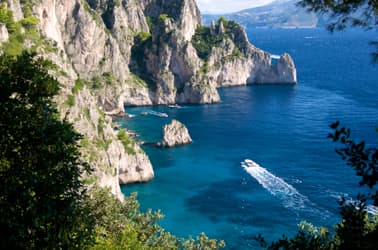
xmin=185 ymin=176 xmax=311 ymax=225
xmin=184 ymin=175 xmax=303 ymax=249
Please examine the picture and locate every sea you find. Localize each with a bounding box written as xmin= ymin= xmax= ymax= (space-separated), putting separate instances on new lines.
xmin=120 ymin=28 xmax=378 ymax=249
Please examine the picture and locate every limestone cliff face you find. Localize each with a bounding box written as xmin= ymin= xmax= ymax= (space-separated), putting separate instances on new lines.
xmin=158 ymin=119 xmax=192 ymax=147
xmin=130 ymin=0 xmax=220 ymax=105
xmin=1 ymin=0 xmax=296 ymax=199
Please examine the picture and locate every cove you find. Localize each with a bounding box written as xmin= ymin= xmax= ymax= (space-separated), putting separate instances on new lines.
xmin=120 ymin=28 xmax=378 ymax=249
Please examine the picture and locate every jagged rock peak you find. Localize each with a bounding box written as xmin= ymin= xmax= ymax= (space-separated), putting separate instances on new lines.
xmin=218 ymin=20 xmax=225 ymax=35
xmin=144 ymin=0 xmax=201 ymax=41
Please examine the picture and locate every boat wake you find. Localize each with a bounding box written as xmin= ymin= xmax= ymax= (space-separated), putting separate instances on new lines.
xmin=325 ymin=189 xmax=378 ymax=215
xmin=241 ymin=159 xmax=330 ymax=217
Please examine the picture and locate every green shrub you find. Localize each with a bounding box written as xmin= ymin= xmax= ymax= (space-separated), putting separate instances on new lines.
xmin=19 ymin=16 xmax=38 ymax=29
xmin=73 ymin=78 xmax=87 ymax=94
xmin=191 ymin=17 xmax=245 ymax=60
xmin=146 ymin=16 xmax=154 ymax=31
xmin=159 ymin=13 xmax=169 ymax=22
xmin=66 ymin=94 xmax=75 ymax=107
xmin=0 ymin=4 xmax=52 ymax=57
xmin=117 ymin=129 xmax=136 ymax=155
xmin=86 ymin=186 xmax=225 ymax=250
xmin=135 ymin=30 xmax=151 ymax=42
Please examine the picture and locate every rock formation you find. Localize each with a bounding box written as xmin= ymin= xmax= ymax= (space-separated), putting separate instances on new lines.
xmin=0 ymin=0 xmax=297 ymax=199
xmin=203 ymin=19 xmax=297 ymax=86
xmin=158 ymin=120 xmax=192 ymax=147
xmin=0 ymin=24 xmax=8 ymax=43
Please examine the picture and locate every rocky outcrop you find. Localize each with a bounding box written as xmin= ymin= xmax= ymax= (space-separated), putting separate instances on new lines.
xmin=130 ymin=0 xmax=220 ymax=105
xmin=158 ymin=120 xmax=192 ymax=147
xmin=203 ymin=20 xmax=297 ymax=87
xmin=5 ymin=0 xmax=23 ymax=21
xmin=58 ymin=87 xmax=154 ymax=200
xmin=254 ymin=53 xmax=297 ymax=84
xmin=118 ymin=147 xmax=154 ymax=184
xmin=0 ymin=24 xmax=8 ymax=43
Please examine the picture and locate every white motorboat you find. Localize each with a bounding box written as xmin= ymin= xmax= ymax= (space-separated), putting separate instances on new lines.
xmin=168 ymin=104 xmax=182 ymax=109
xmin=243 ymin=159 xmax=259 ymax=168
xmin=148 ymin=111 xmax=168 ymax=118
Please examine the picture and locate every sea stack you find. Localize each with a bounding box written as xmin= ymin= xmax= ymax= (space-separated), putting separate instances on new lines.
xmin=158 ymin=120 xmax=193 ymax=147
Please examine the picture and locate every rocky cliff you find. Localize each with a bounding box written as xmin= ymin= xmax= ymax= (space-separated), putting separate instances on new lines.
xmin=196 ymin=18 xmax=297 ymax=86
xmin=158 ymin=119 xmax=192 ymax=147
xmin=1 ymin=0 xmax=296 ymax=199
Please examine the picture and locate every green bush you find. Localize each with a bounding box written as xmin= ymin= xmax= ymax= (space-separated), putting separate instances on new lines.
xmin=0 ymin=4 xmax=50 ymax=57
xmin=191 ymin=17 xmax=245 ymax=60
xmin=117 ymin=129 xmax=136 ymax=155
xmin=135 ymin=30 xmax=151 ymax=42
xmin=73 ymin=78 xmax=87 ymax=94
xmin=0 ymin=3 xmax=17 ymax=32
xmin=159 ymin=13 xmax=169 ymax=22
xmin=19 ymin=16 xmax=38 ymax=29
xmin=66 ymin=94 xmax=75 ymax=107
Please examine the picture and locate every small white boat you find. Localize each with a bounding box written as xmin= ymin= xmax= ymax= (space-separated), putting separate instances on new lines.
xmin=270 ymin=54 xmax=281 ymax=60
xmin=168 ymin=104 xmax=182 ymax=109
xmin=148 ymin=111 xmax=168 ymax=118
xmin=243 ymin=159 xmax=259 ymax=168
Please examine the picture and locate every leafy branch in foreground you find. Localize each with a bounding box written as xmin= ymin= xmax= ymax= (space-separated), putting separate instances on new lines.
xmin=87 ymin=185 xmax=225 ymax=250
xmin=257 ymin=122 xmax=378 ymax=250
xmin=0 ymin=52 xmax=95 ymax=249
xmin=329 ymin=121 xmax=378 ymax=206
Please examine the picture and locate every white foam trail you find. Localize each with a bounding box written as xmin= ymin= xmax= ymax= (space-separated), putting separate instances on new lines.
xmin=366 ymin=205 xmax=378 ymax=215
xmin=242 ymin=161 xmax=329 ymax=217
xmin=270 ymin=54 xmax=281 ymax=60
xmin=344 ymin=198 xmax=378 ymax=215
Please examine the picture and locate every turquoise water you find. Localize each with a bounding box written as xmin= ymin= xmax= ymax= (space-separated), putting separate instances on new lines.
xmin=120 ymin=29 xmax=378 ymax=249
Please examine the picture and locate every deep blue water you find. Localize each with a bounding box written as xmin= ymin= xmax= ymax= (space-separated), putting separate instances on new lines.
xmin=120 ymin=29 xmax=378 ymax=249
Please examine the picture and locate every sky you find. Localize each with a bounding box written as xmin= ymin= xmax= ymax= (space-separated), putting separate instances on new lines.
xmin=196 ymin=0 xmax=275 ymax=14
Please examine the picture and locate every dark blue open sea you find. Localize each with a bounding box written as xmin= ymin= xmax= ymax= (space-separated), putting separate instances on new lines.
xmin=120 ymin=29 xmax=378 ymax=249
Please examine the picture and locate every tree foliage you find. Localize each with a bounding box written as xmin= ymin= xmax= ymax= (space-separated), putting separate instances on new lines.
xmin=258 ymin=122 xmax=378 ymax=250
xmin=86 ymin=186 xmax=225 ymax=250
xmin=0 ymin=52 xmax=95 ymax=249
xmin=191 ymin=17 xmax=245 ymax=60
xmin=329 ymin=121 xmax=378 ymax=205
xmin=298 ymin=0 xmax=378 ymax=62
